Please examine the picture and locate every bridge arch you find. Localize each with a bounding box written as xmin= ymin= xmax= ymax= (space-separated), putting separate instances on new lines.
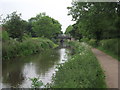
xmin=57 ymin=34 xmax=72 ymax=43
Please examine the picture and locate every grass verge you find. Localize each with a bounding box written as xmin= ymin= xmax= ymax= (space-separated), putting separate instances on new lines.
xmin=47 ymin=41 xmax=106 ymax=88
xmin=87 ymin=38 xmax=119 ymax=61
xmin=97 ymin=47 xmax=119 ymax=61
xmin=98 ymin=39 xmax=119 ymax=61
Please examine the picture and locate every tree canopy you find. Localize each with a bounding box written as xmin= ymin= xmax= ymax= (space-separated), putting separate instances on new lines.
xmin=29 ymin=13 xmax=62 ymax=39
xmin=2 ymin=12 xmax=62 ymax=41
xmin=65 ymin=25 xmax=73 ymax=34
xmin=67 ymin=2 xmax=120 ymax=40
xmin=2 ymin=12 xmax=28 ymax=41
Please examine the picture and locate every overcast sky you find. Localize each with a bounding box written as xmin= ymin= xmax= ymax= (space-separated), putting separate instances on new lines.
xmin=0 ymin=0 xmax=75 ymax=33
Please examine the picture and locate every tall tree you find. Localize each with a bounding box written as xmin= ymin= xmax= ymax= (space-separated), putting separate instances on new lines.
xmin=2 ymin=12 xmax=28 ymax=41
xmin=30 ymin=13 xmax=62 ymax=39
xmin=65 ymin=25 xmax=73 ymax=34
xmin=67 ymin=2 xmax=120 ymax=40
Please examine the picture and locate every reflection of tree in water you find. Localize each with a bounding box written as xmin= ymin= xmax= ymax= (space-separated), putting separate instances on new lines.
xmin=2 ymin=61 xmax=25 ymax=88
xmin=3 ymin=70 xmax=24 ymax=87
xmin=2 ymin=49 xmax=62 ymax=87
xmin=35 ymin=50 xmax=60 ymax=75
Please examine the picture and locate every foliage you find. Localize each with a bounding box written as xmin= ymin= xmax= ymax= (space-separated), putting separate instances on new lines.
xmin=67 ymin=2 xmax=120 ymax=40
xmin=69 ymin=24 xmax=82 ymax=40
xmin=88 ymin=39 xmax=97 ymax=47
xmin=2 ymin=12 xmax=62 ymax=60
xmin=99 ymin=39 xmax=118 ymax=54
xmin=49 ymin=41 xmax=106 ymax=88
xmin=29 ymin=77 xmax=43 ymax=88
xmin=67 ymin=1 xmax=120 ymax=61
xmin=2 ymin=12 xmax=28 ymax=41
xmin=2 ymin=30 xmax=9 ymax=41
xmin=29 ymin=13 xmax=62 ymax=39
xmin=80 ymin=38 xmax=89 ymax=42
xmin=65 ymin=25 xmax=73 ymax=34
xmin=2 ymin=38 xmax=58 ymax=60
xmin=22 ymin=33 xmax=31 ymax=40
xmin=2 ymin=12 xmax=62 ymax=41
xmin=99 ymin=39 xmax=119 ymax=60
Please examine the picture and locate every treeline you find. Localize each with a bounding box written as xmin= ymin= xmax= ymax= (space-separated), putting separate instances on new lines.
xmin=66 ymin=2 xmax=120 ymax=40
xmin=65 ymin=2 xmax=120 ymax=60
xmin=2 ymin=12 xmax=62 ymax=42
xmin=2 ymin=12 xmax=62 ymax=60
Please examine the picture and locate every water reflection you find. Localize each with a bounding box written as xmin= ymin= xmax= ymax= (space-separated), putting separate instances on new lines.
xmin=59 ymin=48 xmax=68 ymax=64
xmin=3 ymin=70 xmax=24 ymax=87
xmin=2 ymin=48 xmax=70 ymax=88
xmin=2 ymin=59 xmax=25 ymax=88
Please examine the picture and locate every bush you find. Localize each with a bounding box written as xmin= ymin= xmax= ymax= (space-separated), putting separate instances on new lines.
xmin=99 ymin=39 xmax=118 ymax=54
xmin=2 ymin=30 xmax=9 ymax=41
xmin=99 ymin=38 xmax=119 ymax=60
xmin=80 ymin=38 xmax=89 ymax=42
xmin=2 ymin=38 xmax=58 ymax=60
xmin=48 ymin=41 xmax=106 ymax=88
xmin=88 ymin=39 xmax=97 ymax=47
xmin=22 ymin=33 xmax=31 ymax=40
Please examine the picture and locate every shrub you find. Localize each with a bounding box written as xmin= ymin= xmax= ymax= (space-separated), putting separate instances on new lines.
xmin=80 ymin=38 xmax=89 ymax=42
xmin=2 ymin=30 xmax=9 ymax=41
xmin=99 ymin=38 xmax=119 ymax=60
xmin=99 ymin=39 xmax=118 ymax=55
xmin=2 ymin=38 xmax=58 ymax=60
xmin=88 ymin=39 xmax=97 ymax=47
xmin=29 ymin=77 xmax=43 ymax=88
xmin=22 ymin=33 xmax=31 ymax=40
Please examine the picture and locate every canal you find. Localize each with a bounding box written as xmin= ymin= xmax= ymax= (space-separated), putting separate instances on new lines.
xmin=2 ymin=47 xmax=71 ymax=88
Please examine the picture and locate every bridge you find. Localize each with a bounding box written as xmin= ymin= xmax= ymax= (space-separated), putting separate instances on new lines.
xmin=57 ymin=34 xmax=72 ymax=40
xmin=57 ymin=34 xmax=73 ymax=44
xmin=57 ymin=34 xmax=72 ymax=48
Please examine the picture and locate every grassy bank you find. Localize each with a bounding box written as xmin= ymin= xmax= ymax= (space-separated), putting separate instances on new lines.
xmin=48 ymin=41 xmax=106 ymax=88
xmin=85 ymin=38 xmax=119 ymax=61
xmin=2 ymin=38 xmax=58 ymax=60
xmin=98 ymin=39 xmax=119 ymax=61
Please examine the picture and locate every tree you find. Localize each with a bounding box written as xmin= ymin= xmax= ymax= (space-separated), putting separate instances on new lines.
xmin=30 ymin=13 xmax=62 ymax=39
xmin=67 ymin=2 xmax=120 ymax=40
xmin=27 ymin=17 xmax=37 ymax=37
xmin=65 ymin=25 xmax=73 ymax=34
xmin=65 ymin=24 xmax=82 ymax=40
xmin=2 ymin=12 xmax=28 ymax=41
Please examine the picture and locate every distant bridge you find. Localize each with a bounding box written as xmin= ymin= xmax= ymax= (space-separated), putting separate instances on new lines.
xmin=57 ymin=34 xmax=73 ymax=44
xmin=57 ymin=34 xmax=72 ymax=40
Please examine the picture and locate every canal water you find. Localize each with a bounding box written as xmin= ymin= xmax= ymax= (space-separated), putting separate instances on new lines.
xmin=2 ymin=47 xmax=71 ymax=88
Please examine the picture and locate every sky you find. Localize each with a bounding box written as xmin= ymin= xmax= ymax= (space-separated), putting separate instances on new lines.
xmin=0 ymin=0 xmax=75 ymax=33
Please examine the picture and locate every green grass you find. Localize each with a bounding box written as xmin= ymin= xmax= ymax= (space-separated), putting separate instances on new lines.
xmin=2 ymin=37 xmax=58 ymax=60
xmin=98 ymin=38 xmax=119 ymax=61
xmin=97 ymin=47 xmax=119 ymax=61
xmin=47 ymin=41 xmax=106 ymax=88
xmin=85 ymin=38 xmax=119 ymax=61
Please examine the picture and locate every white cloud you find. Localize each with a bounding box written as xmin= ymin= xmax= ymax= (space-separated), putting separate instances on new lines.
xmin=0 ymin=0 xmax=75 ymax=33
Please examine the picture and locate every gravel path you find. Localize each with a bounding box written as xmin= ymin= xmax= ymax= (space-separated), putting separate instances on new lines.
xmin=92 ymin=48 xmax=118 ymax=88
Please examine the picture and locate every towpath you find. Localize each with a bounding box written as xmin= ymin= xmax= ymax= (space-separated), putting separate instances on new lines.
xmin=92 ymin=48 xmax=119 ymax=88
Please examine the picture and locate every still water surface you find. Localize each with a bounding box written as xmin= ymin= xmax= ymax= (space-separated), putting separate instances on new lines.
xmin=2 ymin=48 xmax=70 ymax=88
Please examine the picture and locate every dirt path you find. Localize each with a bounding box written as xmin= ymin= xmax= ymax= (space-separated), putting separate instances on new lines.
xmin=91 ymin=48 xmax=118 ymax=88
